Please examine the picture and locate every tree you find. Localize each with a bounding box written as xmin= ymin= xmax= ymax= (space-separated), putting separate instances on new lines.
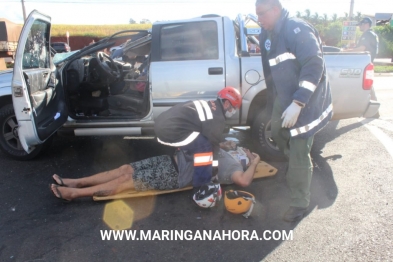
xmin=129 ymin=18 xmax=136 ymax=24
xmin=324 ymin=21 xmax=343 ymax=46
xmin=338 ymin=12 xmax=349 ymax=21
xmin=355 ymin=12 xmax=362 ymax=22
xmin=331 ymin=13 xmax=338 ymax=22
xmin=140 ymin=19 xmax=151 ymax=24
xmin=321 ymin=13 xmax=328 ymax=25
xmin=303 ymin=9 xmax=311 ymax=21
xmin=312 ymin=12 xmax=320 ymax=24
xmin=296 ymin=11 xmax=302 ymax=18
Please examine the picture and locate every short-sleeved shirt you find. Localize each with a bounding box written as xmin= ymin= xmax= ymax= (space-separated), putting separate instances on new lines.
xmin=131 ymin=149 xmax=244 ymax=191
xmin=357 ymin=29 xmax=379 ymax=62
xmin=176 ymin=148 xmax=243 ymax=187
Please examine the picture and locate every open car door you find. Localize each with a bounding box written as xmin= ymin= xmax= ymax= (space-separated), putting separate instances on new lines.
xmin=12 ymin=10 xmax=68 ymax=153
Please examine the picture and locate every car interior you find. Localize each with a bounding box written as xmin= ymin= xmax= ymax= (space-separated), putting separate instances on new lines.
xmin=63 ymin=33 xmax=151 ymax=119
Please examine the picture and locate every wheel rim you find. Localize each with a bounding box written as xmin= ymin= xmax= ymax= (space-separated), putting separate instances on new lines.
xmin=263 ymin=119 xmax=280 ymax=151
xmin=2 ymin=114 xmax=23 ymax=151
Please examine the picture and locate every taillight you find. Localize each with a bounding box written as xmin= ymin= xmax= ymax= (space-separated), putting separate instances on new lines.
xmin=363 ymin=63 xmax=374 ymax=90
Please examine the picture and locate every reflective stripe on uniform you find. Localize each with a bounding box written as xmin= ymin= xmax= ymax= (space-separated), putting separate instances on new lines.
xmin=299 ymin=80 xmax=317 ymax=92
xmin=157 ymin=131 xmax=200 ymax=147
xmin=193 ymin=101 xmax=206 ymax=121
xmin=200 ymin=100 xmax=213 ymax=120
xmin=290 ymin=103 xmax=333 ymax=137
xmin=194 ymin=152 xmax=213 ymax=166
xmin=193 ymin=100 xmax=213 ymax=122
xmin=269 ymin=52 xmax=296 ymax=66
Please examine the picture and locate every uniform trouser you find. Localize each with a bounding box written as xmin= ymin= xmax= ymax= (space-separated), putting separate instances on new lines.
xmin=180 ymin=134 xmax=213 ymax=187
xmin=271 ymin=98 xmax=314 ymax=208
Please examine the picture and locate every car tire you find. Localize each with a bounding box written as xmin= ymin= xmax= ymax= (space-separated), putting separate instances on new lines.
xmin=0 ymin=104 xmax=52 ymax=160
xmin=251 ymin=109 xmax=287 ymax=162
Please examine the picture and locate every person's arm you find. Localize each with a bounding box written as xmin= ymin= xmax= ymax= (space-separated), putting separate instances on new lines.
xmin=280 ymin=21 xmax=326 ymax=128
xmin=345 ymin=31 xmax=374 ymax=53
xmin=286 ymin=21 xmax=325 ymax=106
xmin=201 ymin=100 xmax=226 ymax=145
xmin=231 ymin=152 xmax=260 ymax=187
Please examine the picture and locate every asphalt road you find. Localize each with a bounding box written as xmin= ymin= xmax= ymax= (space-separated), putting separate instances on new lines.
xmin=0 ymin=76 xmax=392 ymax=261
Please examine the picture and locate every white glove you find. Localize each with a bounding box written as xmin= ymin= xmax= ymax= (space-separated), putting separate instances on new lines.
xmin=281 ymin=102 xmax=302 ymax=128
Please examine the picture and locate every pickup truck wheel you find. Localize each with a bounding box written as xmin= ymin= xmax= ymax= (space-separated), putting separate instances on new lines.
xmin=251 ymin=110 xmax=287 ymax=162
xmin=0 ymin=104 xmax=51 ymax=160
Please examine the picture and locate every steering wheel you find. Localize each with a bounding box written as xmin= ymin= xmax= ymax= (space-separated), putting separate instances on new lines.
xmin=96 ymin=51 xmax=121 ymax=82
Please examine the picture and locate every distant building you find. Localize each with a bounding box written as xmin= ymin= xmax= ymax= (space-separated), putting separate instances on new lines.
xmin=364 ymin=13 xmax=393 ymax=26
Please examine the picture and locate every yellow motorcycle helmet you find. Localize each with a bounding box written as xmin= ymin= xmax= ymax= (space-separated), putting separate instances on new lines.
xmin=224 ymin=190 xmax=255 ymax=218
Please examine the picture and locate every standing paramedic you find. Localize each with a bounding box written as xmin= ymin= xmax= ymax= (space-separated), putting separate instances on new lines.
xmin=255 ymin=0 xmax=333 ymax=222
xmin=154 ymin=86 xmax=242 ymax=190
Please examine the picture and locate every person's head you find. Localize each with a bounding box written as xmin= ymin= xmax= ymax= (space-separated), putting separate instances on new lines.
xmin=255 ymin=0 xmax=283 ymax=31
xmin=358 ymin=17 xmax=372 ymax=32
xmin=217 ymin=86 xmax=242 ymax=118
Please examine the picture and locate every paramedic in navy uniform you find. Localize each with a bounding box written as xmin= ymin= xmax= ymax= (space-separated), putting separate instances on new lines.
xmin=255 ymin=0 xmax=333 ymax=222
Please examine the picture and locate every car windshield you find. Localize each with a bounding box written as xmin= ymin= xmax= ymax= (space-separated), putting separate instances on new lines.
xmin=52 ymin=50 xmax=78 ymax=64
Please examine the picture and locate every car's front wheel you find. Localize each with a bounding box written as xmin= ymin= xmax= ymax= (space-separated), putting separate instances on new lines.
xmin=251 ymin=109 xmax=286 ymax=162
xmin=0 ymin=104 xmax=52 ymax=160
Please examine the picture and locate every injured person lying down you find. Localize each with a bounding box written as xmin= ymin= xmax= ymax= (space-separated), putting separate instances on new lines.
xmin=50 ymin=141 xmax=260 ymax=206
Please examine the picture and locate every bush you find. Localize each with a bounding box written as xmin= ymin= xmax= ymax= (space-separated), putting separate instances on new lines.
xmin=374 ymin=25 xmax=393 ymax=58
xmin=322 ymin=21 xmax=343 ymax=46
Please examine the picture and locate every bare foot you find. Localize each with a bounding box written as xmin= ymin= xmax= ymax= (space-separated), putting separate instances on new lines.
xmin=50 ymin=184 xmax=73 ymax=201
xmin=52 ymin=174 xmax=79 ymax=188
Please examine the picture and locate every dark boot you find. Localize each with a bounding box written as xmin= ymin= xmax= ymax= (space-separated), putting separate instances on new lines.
xmin=283 ymin=206 xmax=308 ymax=222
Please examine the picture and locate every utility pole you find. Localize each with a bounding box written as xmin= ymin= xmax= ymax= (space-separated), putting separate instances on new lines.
xmin=21 ymin=0 xmax=27 ymax=22
xmin=349 ymin=0 xmax=354 ymax=19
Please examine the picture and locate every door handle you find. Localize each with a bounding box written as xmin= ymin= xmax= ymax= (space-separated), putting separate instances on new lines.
xmin=208 ymin=67 xmax=223 ymax=75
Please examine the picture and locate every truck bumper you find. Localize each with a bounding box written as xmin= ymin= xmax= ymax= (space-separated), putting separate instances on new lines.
xmin=363 ymin=100 xmax=381 ymax=118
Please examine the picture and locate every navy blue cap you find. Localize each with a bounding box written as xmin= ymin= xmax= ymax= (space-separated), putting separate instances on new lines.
xmin=359 ymin=17 xmax=372 ymax=25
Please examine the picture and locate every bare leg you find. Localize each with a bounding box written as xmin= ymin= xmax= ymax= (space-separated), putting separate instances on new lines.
xmin=51 ymin=172 xmax=135 ymax=201
xmin=53 ymin=164 xmax=134 ymax=188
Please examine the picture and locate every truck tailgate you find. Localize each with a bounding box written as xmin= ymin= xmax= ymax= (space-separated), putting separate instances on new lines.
xmin=324 ymin=53 xmax=375 ymax=120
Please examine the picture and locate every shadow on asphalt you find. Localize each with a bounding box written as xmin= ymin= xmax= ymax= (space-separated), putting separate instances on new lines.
xmin=0 ymin=119 xmax=364 ymax=261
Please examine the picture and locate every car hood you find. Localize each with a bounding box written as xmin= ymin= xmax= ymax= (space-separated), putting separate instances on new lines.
xmin=0 ymin=69 xmax=13 ymax=89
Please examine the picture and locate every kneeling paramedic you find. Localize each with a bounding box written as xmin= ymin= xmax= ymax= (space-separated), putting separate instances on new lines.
xmin=154 ymin=86 xmax=242 ymax=190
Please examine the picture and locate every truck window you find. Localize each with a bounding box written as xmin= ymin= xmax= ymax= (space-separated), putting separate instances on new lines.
xmin=160 ymin=21 xmax=218 ymax=61
xmin=22 ymin=20 xmax=50 ymax=69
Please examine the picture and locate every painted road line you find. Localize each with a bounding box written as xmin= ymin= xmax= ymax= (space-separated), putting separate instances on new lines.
xmin=362 ymin=123 xmax=393 ymax=159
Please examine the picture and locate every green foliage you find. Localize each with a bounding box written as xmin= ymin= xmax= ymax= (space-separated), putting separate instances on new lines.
xmin=374 ymin=65 xmax=393 ymax=73
xmin=296 ymin=9 xmax=393 ymax=55
xmin=374 ymin=25 xmax=393 ymax=57
xmin=323 ymin=21 xmax=343 ymax=46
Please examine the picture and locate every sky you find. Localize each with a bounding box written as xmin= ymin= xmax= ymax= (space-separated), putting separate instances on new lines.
xmin=1 ymin=0 xmax=391 ymax=25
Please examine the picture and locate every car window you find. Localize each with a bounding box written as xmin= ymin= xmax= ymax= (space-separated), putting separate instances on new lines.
xmin=22 ymin=20 xmax=50 ymax=69
xmin=160 ymin=21 xmax=218 ymax=61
